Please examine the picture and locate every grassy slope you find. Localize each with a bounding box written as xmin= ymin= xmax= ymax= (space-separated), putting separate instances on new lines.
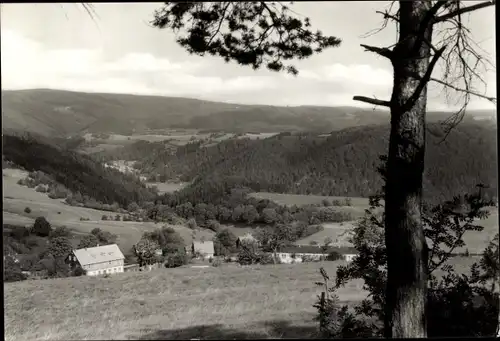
xmin=4 ymin=257 xmax=480 ymax=341
xmin=3 ymin=89 xmax=494 ymax=136
xmin=4 ymin=261 xmax=364 ymax=341
xmin=2 ymin=169 xmax=214 ymax=253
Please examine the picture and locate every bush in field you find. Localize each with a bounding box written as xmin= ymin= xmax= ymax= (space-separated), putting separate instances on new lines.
xmin=8 ymin=225 xmax=30 ymax=240
xmin=48 ymin=236 xmax=73 ymax=258
xmin=207 ymin=219 xmax=221 ymax=232
xmin=49 ymin=226 xmax=71 ymax=239
xmin=127 ymin=202 xmax=140 ymax=212
xmin=102 ymin=215 xmax=108 ymax=221
xmin=35 ymin=185 xmax=47 ymax=193
xmin=77 ymin=234 xmax=99 ymax=249
xmin=165 ymin=252 xmax=190 ymax=268
xmin=91 ymin=228 xmax=117 ymax=245
xmin=313 ymin=191 xmax=499 ymax=338
xmin=24 ymin=207 xmax=31 ymax=214
xmin=72 ymin=265 xmax=86 ymax=277
xmin=187 ymin=218 xmax=197 ymax=229
xmin=32 ymin=217 xmax=52 ymax=237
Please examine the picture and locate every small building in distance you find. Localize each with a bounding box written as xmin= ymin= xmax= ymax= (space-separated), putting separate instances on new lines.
xmin=66 ymin=244 xmax=125 ymax=276
xmin=191 ymin=240 xmax=215 ymax=260
xmin=275 ymin=245 xmax=358 ymax=264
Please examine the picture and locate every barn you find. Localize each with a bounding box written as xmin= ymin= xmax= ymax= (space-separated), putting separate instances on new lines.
xmin=191 ymin=240 xmax=215 ymax=260
xmin=66 ymin=244 xmax=125 ymax=276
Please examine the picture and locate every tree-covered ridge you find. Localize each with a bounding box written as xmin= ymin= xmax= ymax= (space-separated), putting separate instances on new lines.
xmin=2 ymin=134 xmax=157 ymax=208
xmin=122 ymin=122 xmax=497 ymax=206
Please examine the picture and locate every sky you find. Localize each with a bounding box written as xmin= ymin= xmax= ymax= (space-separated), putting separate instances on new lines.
xmin=1 ymin=2 xmax=496 ymax=110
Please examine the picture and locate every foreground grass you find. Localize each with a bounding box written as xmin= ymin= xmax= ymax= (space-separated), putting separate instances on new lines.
xmin=5 ymin=262 xmax=365 ymax=340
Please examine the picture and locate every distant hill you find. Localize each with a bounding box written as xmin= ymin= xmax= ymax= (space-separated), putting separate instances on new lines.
xmin=151 ymin=122 xmax=497 ymax=206
xmin=2 ymin=88 xmax=495 ymax=136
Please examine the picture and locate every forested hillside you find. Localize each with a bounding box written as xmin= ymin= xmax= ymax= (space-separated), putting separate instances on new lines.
xmin=2 ymin=134 xmax=157 ymax=208
xmin=135 ymin=123 xmax=497 ymax=206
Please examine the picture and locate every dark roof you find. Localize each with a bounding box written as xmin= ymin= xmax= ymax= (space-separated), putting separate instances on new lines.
xmin=278 ymin=245 xmax=357 ymax=254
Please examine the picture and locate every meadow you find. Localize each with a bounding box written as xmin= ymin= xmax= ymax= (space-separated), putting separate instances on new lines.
xmin=146 ymin=181 xmax=188 ymax=194
xmin=296 ymin=222 xmax=356 ymax=246
xmin=4 ymin=261 xmax=365 ymax=341
xmin=4 ymin=256 xmax=483 ymax=341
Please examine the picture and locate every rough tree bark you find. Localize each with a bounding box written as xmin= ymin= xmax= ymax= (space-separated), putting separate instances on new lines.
xmin=384 ymin=2 xmax=433 ymax=337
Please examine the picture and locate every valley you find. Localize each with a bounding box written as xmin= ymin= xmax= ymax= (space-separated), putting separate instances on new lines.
xmin=2 ymin=89 xmax=498 ymax=340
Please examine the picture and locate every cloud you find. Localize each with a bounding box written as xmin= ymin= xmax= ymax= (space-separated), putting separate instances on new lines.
xmin=0 ymin=30 xmax=275 ymax=97
xmin=1 ymin=29 xmax=495 ymax=111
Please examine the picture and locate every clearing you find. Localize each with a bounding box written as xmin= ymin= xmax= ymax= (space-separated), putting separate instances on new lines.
xmin=4 ymin=261 xmax=364 ymax=340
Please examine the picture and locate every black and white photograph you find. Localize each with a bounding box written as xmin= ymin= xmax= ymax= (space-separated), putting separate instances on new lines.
xmin=2 ymin=1 xmax=498 ymax=339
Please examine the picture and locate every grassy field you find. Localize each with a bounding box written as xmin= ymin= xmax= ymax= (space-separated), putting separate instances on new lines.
xmin=146 ymin=182 xmax=189 ymax=194
xmin=4 ymin=256 xmax=483 ymax=341
xmin=296 ymin=222 xmax=356 ymax=247
xmin=4 ymin=261 xmax=365 ymax=341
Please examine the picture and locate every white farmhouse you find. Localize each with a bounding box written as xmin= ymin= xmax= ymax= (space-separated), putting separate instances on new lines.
xmin=66 ymin=244 xmax=125 ymax=276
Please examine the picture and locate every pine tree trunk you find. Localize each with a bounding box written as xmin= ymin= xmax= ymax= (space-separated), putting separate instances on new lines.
xmin=384 ymin=1 xmax=432 ymax=338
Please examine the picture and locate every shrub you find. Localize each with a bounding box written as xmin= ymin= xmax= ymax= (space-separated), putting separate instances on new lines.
xmin=102 ymin=215 xmax=108 ymax=221
xmin=212 ymin=257 xmax=222 ymax=267
xmin=207 ymin=219 xmax=221 ymax=232
xmin=187 ymin=218 xmax=197 ymax=229
xmin=165 ymin=252 xmax=190 ymax=268
xmin=78 ymin=234 xmax=99 ymax=249
xmin=49 ymin=226 xmax=70 ymax=239
xmin=326 ymin=251 xmax=343 ymax=261
xmin=314 ymin=191 xmax=500 ymax=338
xmin=35 ymin=185 xmax=46 ymax=193
xmin=48 ymin=236 xmax=73 ymax=258
xmin=9 ymin=226 xmax=30 ymax=240
xmin=32 ymin=217 xmax=52 ymax=237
